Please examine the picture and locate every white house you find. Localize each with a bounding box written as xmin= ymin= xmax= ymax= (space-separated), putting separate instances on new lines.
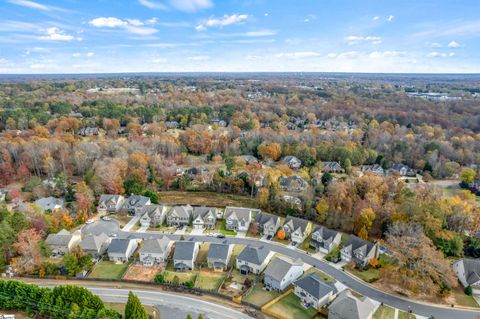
xmin=453 ymin=258 xmax=480 ymax=294
xmin=224 ymin=206 xmax=259 ymax=232
xmin=107 ymin=238 xmax=139 ymax=263
xmin=236 ymin=245 xmax=274 ymax=275
xmin=282 ymin=216 xmax=312 ymax=245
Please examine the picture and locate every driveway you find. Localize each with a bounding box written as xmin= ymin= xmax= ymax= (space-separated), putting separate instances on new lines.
xmin=190 ymin=228 xmax=205 ymax=235
xmin=122 ymin=214 xmax=141 ymax=232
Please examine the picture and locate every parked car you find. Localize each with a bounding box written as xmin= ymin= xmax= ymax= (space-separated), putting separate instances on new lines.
xmin=216 ymin=234 xmax=226 ymax=239
xmin=86 ymin=219 xmax=94 ymax=224
xmin=102 ymin=216 xmax=111 ymax=221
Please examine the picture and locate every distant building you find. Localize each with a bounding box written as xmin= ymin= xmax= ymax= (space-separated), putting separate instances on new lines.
xmin=281 ymin=156 xmax=302 ymax=169
xmin=34 ymin=196 xmax=64 ymax=213
xmin=361 ymin=164 xmax=384 ymax=176
xmin=322 ymin=161 xmax=344 ymax=173
xmin=279 ymin=176 xmax=308 ymax=192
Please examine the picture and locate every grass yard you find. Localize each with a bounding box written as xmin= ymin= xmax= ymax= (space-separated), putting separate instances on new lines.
xmin=243 ymin=283 xmax=280 ymax=307
xmin=195 ymin=243 xmax=210 ymax=266
xmin=397 ymin=311 xmax=416 ymax=319
xmin=346 ymin=267 xmax=380 ymax=283
xmin=105 ymin=302 xmax=160 ymax=319
xmin=89 ymin=261 xmax=130 ymax=279
xmin=304 ymin=267 xmax=336 ymax=283
xmin=163 ymin=270 xmax=196 ymax=284
xmin=157 ymin=191 xmax=259 ymax=207
xmin=373 ymin=305 xmax=395 ymax=319
xmin=148 ymin=224 xmax=177 ymax=233
xmin=109 ymin=213 xmax=131 ymax=228
xmin=220 ymin=220 xmax=237 ymax=236
xmin=451 ymin=286 xmax=480 ymax=308
xmin=229 ymin=244 xmax=245 ymax=267
xmin=264 ymin=292 xmax=318 ymax=319
xmin=195 ymin=270 xmax=226 ymax=291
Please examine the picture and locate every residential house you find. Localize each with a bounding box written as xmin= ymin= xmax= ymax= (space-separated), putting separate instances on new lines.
xmin=121 ymin=195 xmax=151 ymax=215
xmin=282 ymin=195 xmax=302 ymax=206
xmin=310 ymin=226 xmax=342 ymax=253
xmin=139 ymin=237 xmax=174 ymax=267
xmin=207 ymin=242 xmax=233 ymax=272
xmin=45 ymin=229 xmax=81 ymax=257
xmin=241 ymin=155 xmax=259 ymax=165
xmin=107 ymin=238 xmax=138 ymax=263
xmin=80 ymin=233 xmax=110 ymax=259
xmin=165 ymin=121 xmax=180 ymax=129
xmin=224 ymin=206 xmax=259 ymax=232
xmin=294 ymin=273 xmax=338 ymax=309
xmin=34 ymin=196 xmax=64 ymax=213
xmin=264 ymin=256 xmax=304 ymax=291
xmin=279 ymin=176 xmax=308 ymax=192
xmin=192 ymin=206 xmax=218 ymax=230
xmin=453 ymin=258 xmax=480 ymax=293
xmin=282 ymin=216 xmax=312 ymax=245
xmin=341 ymin=235 xmax=379 ymax=267
xmin=361 ymin=164 xmax=384 ymax=176
xmin=322 ymin=161 xmax=344 ymax=173
xmin=97 ymin=195 xmax=125 ymax=214
xmin=211 ymin=118 xmax=227 ymax=127
xmin=167 ymin=205 xmax=193 ymax=227
xmin=389 ymin=163 xmax=416 ymax=177
xmin=236 ymin=245 xmax=274 ymax=275
xmin=328 ymin=289 xmax=377 ymax=319
xmin=254 ymin=212 xmax=281 ymax=237
xmin=140 ymin=205 xmax=169 ymax=228
xmin=281 ymin=156 xmax=302 ymax=169
xmin=173 ymin=240 xmax=199 ymax=271
xmin=79 ymin=127 xmax=99 ymax=136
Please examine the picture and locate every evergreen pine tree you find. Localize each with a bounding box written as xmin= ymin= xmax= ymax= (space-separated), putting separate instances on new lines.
xmin=125 ymin=291 xmax=148 ymax=319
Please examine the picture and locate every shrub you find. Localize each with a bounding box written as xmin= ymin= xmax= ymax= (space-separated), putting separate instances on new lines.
xmin=154 ymin=273 xmax=165 ymax=284
xmin=465 ymin=286 xmax=473 ymax=296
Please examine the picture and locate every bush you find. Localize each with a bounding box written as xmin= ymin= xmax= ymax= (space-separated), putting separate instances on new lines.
xmin=154 ymin=273 xmax=165 ymax=284
xmin=465 ymin=286 xmax=473 ymax=296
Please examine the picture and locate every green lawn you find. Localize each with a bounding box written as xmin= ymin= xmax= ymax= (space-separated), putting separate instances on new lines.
xmin=303 ymin=267 xmax=336 ymax=283
xmin=452 ymin=287 xmax=480 ymax=308
xmin=220 ymin=221 xmax=237 ymax=236
xmin=346 ymin=267 xmax=380 ymax=283
xmin=398 ymin=311 xmax=416 ymax=319
xmin=88 ymin=261 xmax=130 ymax=279
xmin=195 ymin=243 xmax=210 ymax=266
xmin=243 ymin=283 xmax=280 ymax=307
xmin=195 ymin=270 xmax=226 ymax=291
xmin=163 ymin=270 xmax=196 ymax=284
xmin=373 ymin=305 xmax=395 ymax=319
xmin=265 ymin=292 xmax=318 ymax=319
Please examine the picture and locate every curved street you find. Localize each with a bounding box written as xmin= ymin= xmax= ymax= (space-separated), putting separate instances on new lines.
xmin=118 ymin=230 xmax=480 ymax=319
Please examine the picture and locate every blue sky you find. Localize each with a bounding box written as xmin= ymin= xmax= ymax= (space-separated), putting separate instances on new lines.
xmin=0 ymin=0 xmax=480 ymax=73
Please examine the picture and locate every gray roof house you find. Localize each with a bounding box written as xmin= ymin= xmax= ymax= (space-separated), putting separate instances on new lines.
xmin=224 ymin=206 xmax=259 ymax=232
xmin=97 ymin=195 xmax=125 ymax=214
xmin=282 ymin=216 xmax=312 ymax=245
xmin=328 ymin=289 xmax=377 ymax=319
xmin=192 ymin=206 xmax=218 ymax=230
xmin=139 ymin=237 xmax=174 ymax=267
xmin=341 ymin=235 xmax=379 ymax=267
xmin=80 ymin=233 xmax=110 ymax=259
xmin=236 ymin=245 xmax=274 ymax=275
xmin=242 ymin=155 xmax=259 ymax=165
xmin=34 ymin=196 xmax=64 ymax=213
xmin=279 ymin=175 xmax=308 ymax=192
xmin=108 ymin=238 xmax=139 ymax=263
xmin=389 ymin=163 xmax=416 ymax=177
xmin=361 ymin=164 xmax=384 ymax=176
xmin=45 ymin=229 xmax=81 ymax=257
xmin=264 ymin=256 xmax=304 ymax=291
xmin=322 ymin=161 xmax=344 ymax=173
xmin=173 ymin=240 xmax=199 ymax=271
xmin=281 ymin=156 xmax=302 ymax=169
xmin=453 ymin=258 xmax=480 ymax=291
xmin=121 ymin=195 xmax=151 ymax=215
xmin=294 ymin=273 xmax=338 ymax=310
xmin=207 ymin=242 xmax=233 ymax=272
xmin=140 ymin=205 xmax=168 ymax=228
xmin=254 ymin=212 xmax=281 ymax=237
xmin=310 ymin=226 xmax=342 ymax=253
xmin=167 ymin=205 xmax=193 ymax=226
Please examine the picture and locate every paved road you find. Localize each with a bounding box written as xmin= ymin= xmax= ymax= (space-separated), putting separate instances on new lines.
xmin=120 ymin=231 xmax=480 ymax=319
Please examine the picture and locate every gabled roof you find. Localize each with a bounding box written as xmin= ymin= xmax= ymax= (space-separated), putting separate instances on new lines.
xmin=169 ymin=205 xmax=193 ymax=218
xmin=34 ymin=196 xmax=64 ymax=211
xmin=207 ymin=242 xmax=230 ymax=261
xmin=255 ymin=212 xmax=280 ymax=228
xmin=193 ymin=207 xmax=217 ymax=219
xmin=265 ymin=256 xmax=303 ymax=282
xmin=312 ymin=226 xmax=339 ymax=242
xmin=329 ymin=290 xmax=375 ymax=319
xmin=46 ymin=229 xmax=72 ymax=246
xmin=279 ymin=175 xmax=308 ymax=188
xmin=173 ymin=241 xmax=197 ymax=260
xmin=141 ymin=204 xmax=166 ymax=218
xmin=108 ymin=238 xmax=134 ymax=254
xmin=282 ymin=155 xmax=301 ymax=164
xmin=237 ymin=245 xmax=270 ymax=265
xmin=283 ymin=216 xmax=309 ymax=234
xmin=98 ymin=194 xmax=123 ymax=205
xmin=225 ymin=206 xmax=256 ymax=222
xmin=459 ymin=258 xmax=480 ymax=285
xmin=80 ymin=233 xmax=109 ymax=251
xmin=140 ymin=237 xmax=172 ymax=255
xmin=123 ymin=195 xmax=150 ymax=208
xmin=343 ymin=235 xmax=376 ymax=255
xmin=294 ymin=273 xmax=337 ymax=300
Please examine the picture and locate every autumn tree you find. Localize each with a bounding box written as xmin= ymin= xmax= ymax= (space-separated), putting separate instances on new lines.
xmin=11 ymin=228 xmax=43 ymax=273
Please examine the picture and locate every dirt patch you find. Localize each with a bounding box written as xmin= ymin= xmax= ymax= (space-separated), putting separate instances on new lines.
xmin=123 ymin=264 xmax=163 ymax=282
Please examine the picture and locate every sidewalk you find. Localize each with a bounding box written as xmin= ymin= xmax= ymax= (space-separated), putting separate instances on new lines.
xmin=122 ymin=215 xmax=141 ymax=232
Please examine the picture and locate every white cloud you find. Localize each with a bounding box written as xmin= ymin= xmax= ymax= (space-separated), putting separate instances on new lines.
xmin=89 ymin=17 xmax=158 ymax=35
xmin=152 ymin=57 xmax=167 ymax=63
xmin=276 ymin=51 xmax=321 ymax=59
xmin=387 ymin=15 xmax=395 ymax=22
xmin=8 ymin=0 xmax=49 ymax=11
xmin=146 ymin=17 xmax=159 ymax=25
xmin=345 ymin=35 xmax=382 ymax=45
xmin=72 ymin=53 xmax=81 ymax=57
xmin=196 ymin=14 xmax=248 ymax=31
xmin=86 ymin=52 xmax=95 ymax=57
xmin=372 ymin=16 xmax=380 ymax=21
xmin=39 ymin=27 xmax=77 ymax=41
xmin=169 ymin=0 xmax=213 ymax=12
xmin=188 ymin=55 xmax=210 ymax=61
xmin=138 ymin=0 xmax=167 ymax=10
xmin=327 ymin=51 xmax=359 ymax=59
xmin=369 ymin=51 xmax=405 ymax=58
xmin=427 ymin=52 xmax=455 ymax=58
xmin=244 ymin=30 xmax=276 ymax=37
xmin=264 ymin=13 xmax=269 ymax=17
xmin=430 ymin=42 xmax=442 ymax=48
xmin=448 ymin=40 xmax=461 ymax=48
